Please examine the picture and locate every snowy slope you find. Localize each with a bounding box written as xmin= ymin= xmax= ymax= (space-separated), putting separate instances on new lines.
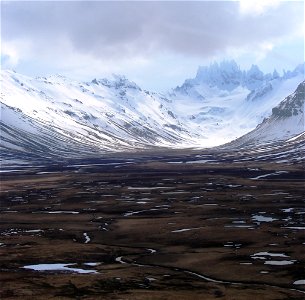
xmin=170 ymin=61 xmax=304 ymax=145
xmin=0 ymin=61 xmax=304 ymax=160
xmin=0 ymin=71 xmax=202 ymax=160
xmin=228 ymin=81 xmax=305 ymax=146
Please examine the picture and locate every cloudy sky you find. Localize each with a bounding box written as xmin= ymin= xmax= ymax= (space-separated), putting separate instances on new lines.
xmin=1 ymin=0 xmax=304 ymax=91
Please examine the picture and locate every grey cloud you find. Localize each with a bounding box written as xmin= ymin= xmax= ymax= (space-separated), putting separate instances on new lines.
xmin=2 ymin=1 xmax=303 ymax=60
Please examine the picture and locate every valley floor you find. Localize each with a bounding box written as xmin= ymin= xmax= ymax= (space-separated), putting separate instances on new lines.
xmin=0 ymin=151 xmax=304 ymax=299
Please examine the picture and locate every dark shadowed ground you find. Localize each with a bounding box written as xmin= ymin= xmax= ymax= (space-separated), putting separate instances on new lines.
xmin=0 ymin=147 xmax=304 ymax=299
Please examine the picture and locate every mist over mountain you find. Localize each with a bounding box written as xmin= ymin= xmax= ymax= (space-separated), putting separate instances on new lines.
xmin=228 ymin=80 xmax=305 ymax=147
xmin=0 ymin=60 xmax=304 ymax=163
xmin=174 ymin=60 xmax=304 ymax=94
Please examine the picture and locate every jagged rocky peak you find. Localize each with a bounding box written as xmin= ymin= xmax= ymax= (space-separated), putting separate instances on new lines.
xmin=195 ymin=60 xmax=242 ymax=91
xmin=176 ymin=60 xmax=272 ymax=93
xmin=283 ymin=63 xmax=305 ymax=79
xmin=244 ymin=64 xmax=266 ymax=90
xmin=293 ymin=63 xmax=305 ymax=74
xmin=228 ymin=81 xmax=305 ymax=146
xmin=91 ymin=74 xmax=140 ymax=90
xmin=246 ymin=64 xmax=264 ymax=79
xmin=246 ymin=82 xmax=273 ymax=102
xmin=175 ymin=60 xmax=301 ymax=95
xmin=272 ymin=69 xmax=280 ymax=79
xmin=271 ymin=80 xmax=305 ymax=118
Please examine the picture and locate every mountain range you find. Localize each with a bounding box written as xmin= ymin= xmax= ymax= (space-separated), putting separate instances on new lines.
xmin=230 ymin=80 xmax=304 ymax=147
xmin=0 ymin=60 xmax=304 ymax=163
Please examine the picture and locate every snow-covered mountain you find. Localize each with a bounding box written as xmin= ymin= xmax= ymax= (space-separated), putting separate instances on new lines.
xmin=170 ymin=61 xmax=304 ymax=144
xmin=229 ymin=81 xmax=305 ymax=146
xmin=174 ymin=60 xmax=303 ymax=94
xmin=1 ymin=71 xmax=202 ymax=160
xmin=0 ymin=60 xmax=304 ymax=161
xmin=174 ymin=60 xmax=272 ymax=95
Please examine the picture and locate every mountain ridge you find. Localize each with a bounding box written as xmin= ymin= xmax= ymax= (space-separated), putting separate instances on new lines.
xmin=175 ymin=60 xmax=304 ymax=94
xmin=1 ymin=61 xmax=304 ymax=162
xmin=227 ymin=80 xmax=305 ymax=147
